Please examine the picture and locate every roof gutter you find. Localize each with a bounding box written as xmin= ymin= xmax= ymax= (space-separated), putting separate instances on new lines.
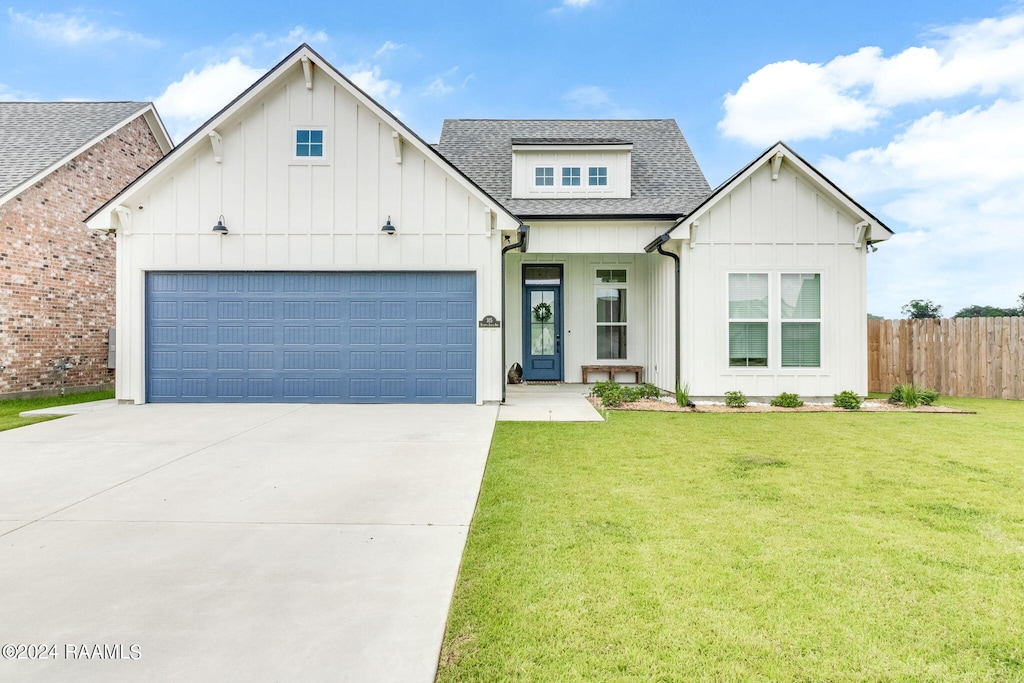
xmin=644 ymin=227 xmax=681 ymax=396
xmin=500 ymin=224 xmax=529 ymax=403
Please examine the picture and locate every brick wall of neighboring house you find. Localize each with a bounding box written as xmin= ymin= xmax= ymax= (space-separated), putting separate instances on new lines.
xmin=0 ymin=115 xmax=165 ymax=398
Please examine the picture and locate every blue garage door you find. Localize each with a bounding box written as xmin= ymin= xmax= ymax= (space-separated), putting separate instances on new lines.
xmin=145 ymin=271 xmax=476 ymax=403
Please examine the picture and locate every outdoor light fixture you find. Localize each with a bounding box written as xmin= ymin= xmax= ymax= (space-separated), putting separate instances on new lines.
xmin=381 ymin=216 xmax=396 ymax=235
xmin=212 ymin=215 xmax=228 ymax=235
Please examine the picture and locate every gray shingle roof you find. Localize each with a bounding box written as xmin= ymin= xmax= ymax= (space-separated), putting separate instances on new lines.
xmin=437 ymin=119 xmax=710 ymax=218
xmin=0 ymin=102 xmax=150 ymax=199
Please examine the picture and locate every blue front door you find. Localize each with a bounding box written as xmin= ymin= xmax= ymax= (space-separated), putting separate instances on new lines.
xmin=522 ymin=265 xmax=563 ymax=381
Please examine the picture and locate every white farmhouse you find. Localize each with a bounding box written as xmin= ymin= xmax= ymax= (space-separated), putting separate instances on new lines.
xmin=87 ymin=44 xmax=891 ymax=404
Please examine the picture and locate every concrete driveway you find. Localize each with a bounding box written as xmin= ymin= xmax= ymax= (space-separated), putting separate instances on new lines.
xmin=0 ymin=403 xmax=497 ymax=682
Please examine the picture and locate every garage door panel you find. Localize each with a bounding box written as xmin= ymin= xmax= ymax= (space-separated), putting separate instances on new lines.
xmin=146 ymin=271 xmax=475 ymax=403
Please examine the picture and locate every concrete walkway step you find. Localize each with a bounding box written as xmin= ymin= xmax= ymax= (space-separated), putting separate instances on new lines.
xmin=20 ymin=399 xmax=118 ymax=417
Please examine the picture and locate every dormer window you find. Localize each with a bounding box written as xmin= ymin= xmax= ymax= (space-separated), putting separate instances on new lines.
xmin=511 ymin=138 xmax=632 ymax=200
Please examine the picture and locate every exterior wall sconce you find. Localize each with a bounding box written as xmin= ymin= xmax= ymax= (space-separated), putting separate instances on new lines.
xmin=381 ymin=216 xmax=396 ymax=235
xmin=213 ymin=215 xmax=229 ymax=234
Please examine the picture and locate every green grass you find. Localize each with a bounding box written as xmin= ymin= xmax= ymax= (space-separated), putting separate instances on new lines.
xmin=0 ymin=391 xmax=114 ymax=433
xmin=439 ymin=397 xmax=1024 ymax=682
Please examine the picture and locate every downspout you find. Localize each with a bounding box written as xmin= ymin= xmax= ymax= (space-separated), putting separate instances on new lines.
xmin=501 ymin=224 xmax=529 ymax=403
xmin=644 ymin=232 xmax=680 ymax=394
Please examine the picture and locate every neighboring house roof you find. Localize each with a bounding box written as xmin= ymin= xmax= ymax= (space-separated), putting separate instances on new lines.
xmin=436 ymin=119 xmax=711 ymax=219
xmin=670 ymin=141 xmax=894 ymax=242
xmin=87 ymin=44 xmax=520 ymax=229
xmin=0 ymin=102 xmax=172 ymax=205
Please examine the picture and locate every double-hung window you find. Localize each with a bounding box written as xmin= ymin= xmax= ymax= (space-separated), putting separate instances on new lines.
xmin=728 ymin=274 xmax=768 ymax=367
xmin=780 ymin=274 xmax=821 ymax=367
xmin=596 ymin=269 xmax=627 ymax=359
xmin=728 ymin=272 xmax=821 ymax=368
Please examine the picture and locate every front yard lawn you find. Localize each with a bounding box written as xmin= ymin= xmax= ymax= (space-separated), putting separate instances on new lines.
xmin=0 ymin=391 xmax=114 ymax=433
xmin=439 ymin=397 xmax=1024 ymax=681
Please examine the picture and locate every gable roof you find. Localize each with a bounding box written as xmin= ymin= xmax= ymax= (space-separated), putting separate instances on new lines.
xmin=87 ymin=44 xmax=519 ymax=229
xmin=670 ymin=141 xmax=894 ymax=242
xmin=0 ymin=102 xmax=172 ymax=205
xmin=436 ymin=119 xmax=711 ymax=219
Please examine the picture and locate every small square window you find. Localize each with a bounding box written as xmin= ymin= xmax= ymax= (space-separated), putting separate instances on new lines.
xmin=296 ymin=129 xmax=324 ymax=158
xmin=562 ymin=167 xmax=581 ymax=186
xmin=588 ymin=167 xmax=608 ymax=186
xmin=535 ymin=167 xmax=554 ymax=186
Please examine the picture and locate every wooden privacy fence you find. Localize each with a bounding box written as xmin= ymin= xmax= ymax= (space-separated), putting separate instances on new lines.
xmin=868 ymin=317 xmax=1024 ymax=399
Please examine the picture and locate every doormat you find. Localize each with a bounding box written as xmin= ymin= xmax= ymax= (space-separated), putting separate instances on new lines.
xmin=525 ymin=381 xmax=562 ymax=386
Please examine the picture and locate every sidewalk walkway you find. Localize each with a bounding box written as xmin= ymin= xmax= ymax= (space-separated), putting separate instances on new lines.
xmin=498 ymin=384 xmax=603 ymax=422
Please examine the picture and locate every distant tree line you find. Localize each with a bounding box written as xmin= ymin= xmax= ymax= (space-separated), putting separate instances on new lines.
xmin=886 ymin=293 xmax=1024 ymax=320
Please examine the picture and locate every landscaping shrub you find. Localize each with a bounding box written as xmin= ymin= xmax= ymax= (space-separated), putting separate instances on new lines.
xmin=724 ymin=390 xmax=748 ymax=408
xmin=591 ymin=381 xmax=660 ymax=407
xmin=833 ymin=390 xmax=862 ymax=410
xmin=629 ymin=383 xmax=662 ymax=401
xmin=676 ymin=381 xmax=692 ymax=408
xmin=889 ymin=384 xmax=940 ymax=408
xmin=589 ymin=380 xmax=620 ymax=399
xmin=770 ymin=392 xmax=804 ymax=408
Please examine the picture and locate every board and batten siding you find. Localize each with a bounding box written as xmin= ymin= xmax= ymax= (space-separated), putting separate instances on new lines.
xmin=110 ymin=60 xmax=517 ymax=404
xmin=682 ymin=161 xmax=869 ymax=398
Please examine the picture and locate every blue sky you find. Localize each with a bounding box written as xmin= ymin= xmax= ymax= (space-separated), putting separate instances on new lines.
xmin=2 ymin=0 xmax=1022 ymax=318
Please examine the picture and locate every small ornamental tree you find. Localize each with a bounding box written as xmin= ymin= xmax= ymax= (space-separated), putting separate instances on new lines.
xmin=901 ymin=299 xmax=942 ymax=319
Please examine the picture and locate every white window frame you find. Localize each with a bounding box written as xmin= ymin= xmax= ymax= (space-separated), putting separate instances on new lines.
xmin=534 ymin=166 xmax=554 ymax=186
xmin=727 ymin=272 xmax=769 ymax=369
xmin=725 ymin=271 xmax=824 ymax=370
xmin=561 ymin=166 xmax=581 ymax=187
xmin=780 ymin=272 xmax=822 ymax=368
xmin=588 ymin=166 xmax=608 ymax=186
xmin=595 ymin=267 xmax=629 ymax=360
xmin=291 ymin=126 xmax=330 ymax=164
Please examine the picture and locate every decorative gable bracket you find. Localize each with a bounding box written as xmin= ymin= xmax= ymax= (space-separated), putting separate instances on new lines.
xmin=854 ymin=221 xmax=870 ymax=249
xmin=770 ymin=152 xmax=784 ymax=181
xmin=392 ymin=131 xmax=403 ymax=164
xmin=301 ymin=56 xmax=313 ymax=90
xmin=209 ymin=131 xmax=223 ymax=163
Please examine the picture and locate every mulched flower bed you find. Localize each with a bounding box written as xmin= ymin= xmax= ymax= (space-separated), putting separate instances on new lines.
xmin=587 ymin=397 xmax=974 ymax=414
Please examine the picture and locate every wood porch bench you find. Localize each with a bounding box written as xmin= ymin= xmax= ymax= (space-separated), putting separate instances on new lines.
xmin=581 ymin=365 xmax=644 ymax=384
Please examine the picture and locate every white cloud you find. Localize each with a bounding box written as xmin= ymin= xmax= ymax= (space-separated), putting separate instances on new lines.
xmin=719 ymin=57 xmax=883 ymax=144
xmin=374 ymin=41 xmax=403 ymax=58
xmin=822 ymin=83 xmax=1024 ymax=317
xmin=562 ymin=85 xmax=639 ymax=117
xmin=562 ymin=0 xmax=595 ymax=7
xmin=252 ymin=26 xmax=328 ymax=49
xmin=425 ymin=77 xmax=454 ymax=97
xmin=0 ymin=83 xmax=34 ymax=101
xmin=8 ymin=9 xmax=159 ymax=47
xmin=155 ymin=58 xmax=267 ymax=143
xmin=344 ymin=65 xmax=402 ymax=102
xmin=719 ymin=12 xmax=1024 ymax=145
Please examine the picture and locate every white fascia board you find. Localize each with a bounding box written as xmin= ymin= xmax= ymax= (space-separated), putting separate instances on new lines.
xmin=511 ymin=143 xmax=633 ymax=152
xmin=1 ymin=105 xmax=167 ymax=210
